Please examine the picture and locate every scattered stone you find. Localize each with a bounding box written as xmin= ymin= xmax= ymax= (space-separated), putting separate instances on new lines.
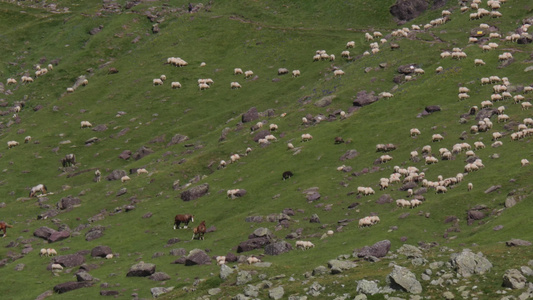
xmin=236 ymin=270 xmax=252 ymax=285
xmin=220 ymin=264 xmax=234 ymax=280
xmin=76 ymin=271 xmax=93 ymax=282
xmin=53 ymin=281 xmax=93 ymax=294
xmin=506 ymin=239 xmax=532 ymax=247
xmin=185 ymin=249 xmax=211 ymax=266
xmin=150 ymin=287 xmax=174 ymax=298
xmin=357 ymin=280 xmax=380 ymax=295
xmin=355 ymin=240 xmax=391 ymax=258
xmin=503 ymin=269 xmax=527 ymax=289
xmin=264 ymin=241 xmax=292 ymax=256
xmin=180 ymin=183 xmax=209 ymax=201
xmin=269 ymin=286 xmax=284 ymax=299
xmin=149 ymin=272 xmax=171 ymax=281
xmin=387 ymin=265 xmax=423 ymax=294
xmin=397 ymin=244 xmax=423 ymax=259
xmin=126 ymin=261 xmax=156 ymax=277
xmin=450 ymin=249 xmax=492 ymax=277
xmin=52 ymin=254 xmax=85 ymax=268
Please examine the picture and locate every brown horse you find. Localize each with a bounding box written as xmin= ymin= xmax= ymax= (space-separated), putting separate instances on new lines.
xmin=174 ymin=214 xmax=194 ymax=229
xmin=192 ymin=221 xmax=206 ymax=240
xmin=0 ymin=221 xmax=13 ymax=237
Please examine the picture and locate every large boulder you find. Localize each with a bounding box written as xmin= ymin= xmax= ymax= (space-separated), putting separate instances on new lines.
xmin=506 ymin=239 xmax=532 ymax=247
xmin=353 ymin=91 xmax=378 ymax=107
xmin=53 ymin=281 xmax=93 ymax=294
xmin=503 ymin=269 xmax=527 ymax=289
xmin=339 ymin=149 xmax=359 ymax=161
xmin=356 ymin=280 xmax=380 ymax=295
xmin=85 ymin=226 xmax=105 ymax=241
xmin=57 ymin=196 xmax=81 ymax=210
xmin=33 ymin=226 xmax=56 ymax=240
xmin=387 ymin=265 xmax=423 ymax=294
xmin=355 ymin=240 xmax=391 ymax=258
xmin=242 ymin=107 xmax=259 ymax=123
xmin=106 ymin=170 xmax=127 ymax=181
xmin=126 ymin=261 xmax=156 ymax=277
xmin=180 ymin=183 xmax=209 ymax=201
xmin=48 ymin=230 xmax=70 ymax=243
xmin=449 ymin=249 xmax=493 ymax=277
xmin=397 ymin=244 xmax=423 ymax=259
xmin=91 ymin=245 xmax=112 ymax=258
xmin=237 ymin=237 xmax=272 ymax=253
xmin=166 ymin=134 xmax=189 ymax=147
xmin=264 ymin=241 xmax=292 ymax=256
xmin=52 ymin=254 xmax=85 ymax=268
xmin=149 ymin=272 xmax=171 ymax=281
xmin=132 ymin=146 xmax=154 ymax=160
xmin=390 ymin=0 xmax=428 ymax=22
xmin=185 ymin=249 xmax=211 ymax=266
xmin=475 ymin=108 xmax=498 ymax=121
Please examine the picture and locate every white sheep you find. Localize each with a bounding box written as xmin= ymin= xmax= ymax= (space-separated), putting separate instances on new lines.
xmin=230 ymin=154 xmax=241 ymax=163
xmin=234 ymin=68 xmax=243 ymax=75
xmin=136 ymin=168 xmax=148 ymax=175
xmin=247 ymin=256 xmax=261 ymax=264
xmin=380 ymin=92 xmax=393 ymax=99
xmin=171 ymin=82 xmax=182 ymax=89
xmin=230 ymin=82 xmax=241 ymax=89
xmin=106 ymin=254 xmax=114 ymax=259
xmin=514 ymin=95 xmax=525 ymax=103
xmin=467 ymin=182 xmax=473 ymax=191
xmin=40 ymin=248 xmax=48 ymax=257
xmin=396 ymin=199 xmax=411 ymax=208
xmin=216 ymin=256 xmax=226 ymax=265
xmin=244 ymin=70 xmax=254 ymax=78
xmin=521 ymin=159 xmax=530 ymax=167
xmin=521 ymin=102 xmax=532 ymax=110
xmin=301 ymin=133 xmax=313 ymax=142
xmin=6 ymin=78 xmax=17 ymax=85
xmin=121 ymin=175 xmax=131 ymax=183
xmin=432 ymin=134 xmax=444 ymax=142
xmin=292 ymin=70 xmax=301 ymax=77
xmin=51 ymin=264 xmax=63 ymax=271
xmin=410 ymin=128 xmax=421 ymax=136
xmin=81 ymin=79 xmax=89 ymax=86
xmin=410 ymin=199 xmax=422 ymax=208
xmin=269 ymin=124 xmax=278 ymax=131
xmin=287 ymin=143 xmax=294 ymax=150
xmin=7 ymin=141 xmax=19 ymax=149
xmin=474 ymin=59 xmax=486 ymax=66
xmin=80 ymin=121 xmax=92 ymax=128
xmin=198 ymin=83 xmax=210 ymax=90
xmin=153 ymin=78 xmax=163 ymax=86
xmin=333 ymin=69 xmax=345 ymax=77
xmin=47 ymin=248 xmax=57 ymax=256
xmin=219 ymin=160 xmax=227 ymax=169
xmin=481 ymin=100 xmax=493 ymax=108
xmin=200 ymin=62 xmax=206 ymax=67
xmin=346 ymin=41 xmax=355 ymax=48
xmin=295 ymin=240 xmax=315 ymax=250
xmin=436 ymin=66 xmax=443 ymax=73
xmin=497 ymin=114 xmax=509 ymax=122
xmin=66 ymin=87 xmax=74 ymax=93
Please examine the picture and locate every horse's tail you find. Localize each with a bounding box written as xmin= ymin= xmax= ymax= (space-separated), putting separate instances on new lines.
xmin=42 ymin=185 xmax=47 ymax=193
xmin=5 ymin=224 xmax=12 ymax=228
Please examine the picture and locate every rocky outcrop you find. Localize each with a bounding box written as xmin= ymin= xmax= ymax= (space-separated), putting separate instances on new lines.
xmin=390 ymin=0 xmax=428 ymax=22
xmin=53 ymin=281 xmax=93 ymax=294
xmin=185 ymin=249 xmax=211 ymax=266
xmin=264 ymin=241 xmax=292 ymax=256
xmin=126 ymin=261 xmax=156 ymax=277
xmin=355 ymin=240 xmax=391 ymax=258
xmin=503 ymin=269 xmax=527 ymax=289
xmin=91 ymin=245 xmax=112 ymax=258
xmin=180 ymin=183 xmax=209 ymax=201
xmin=387 ymin=265 xmax=422 ymax=294
xmin=450 ymin=249 xmax=492 ymax=277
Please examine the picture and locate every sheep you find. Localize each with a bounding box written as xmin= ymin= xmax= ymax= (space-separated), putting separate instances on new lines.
xmin=481 ymin=77 xmax=490 ymax=85
xmin=121 ymin=175 xmax=131 ymax=183
xmin=287 ymin=143 xmax=294 ymax=150
xmin=469 ymin=37 xmax=479 ymax=43
xmin=66 ymin=87 xmax=74 ymax=93
xmin=301 ymin=117 xmax=308 ymax=125
xmin=106 ymin=254 xmax=114 ymax=259
xmin=459 ymin=87 xmax=470 ymax=93
xmin=432 ymin=134 xmax=444 ymax=142
xmin=198 ymin=83 xmax=210 ymax=90
xmin=301 ymin=133 xmax=313 ymax=142
xmin=380 ymin=92 xmax=393 ymax=99
xmin=467 ymin=183 xmax=473 ymax=191
xmin=247 ymin=256 xmax=261 ymax=264
xmin=95 ymin=169 xmax=101 ymax=182
xmin=244 ymin=70 xmax=254 ymax=78
xmin=491 ymin=141 xmax=503 ymax=147
xmin=329 ymin=54 xmax=336 ymax=61
xmin=171 ymin=82 xmax=182 ymax=89
xmin=379 ymin=178 xmax=389 ymax=190
xmin=136 ymin=168 xmax=148 ymax=175
xmin=458 ymin=93 xmax=470 ymax=100
xmin=346 ymin=41 xmax=355 ymax=48
xmin=341 ymin=50 xmax=350 ymax=58
xmin=296 ymin=240 xmax=315 ymax=250
xmin=230 ymin=154 xmax=241 ymax=163
xmin=501 ymin=92 xmax=512 ymax=99
xmin=81 ymin=79 xmax=89 ymax=86
xmin=333 ymin=70 xmax=345 ymax=77
xmin=47 ymin=64 xmax=54 ymax=70
xmin=524 ymin=86 xmax=533 ymax=94
xmin=269 ymin=124 xmax=278 ymax=131
xmin=230 ymin=82 xmax=241 ymax=89
xmin=278 ymin=68 xmax=289 ymax=75
xmin=497 ymin=114 xmax=509 ymax=122
xmin=218 ymin=160 xmax=227 ymax=169
xmin=234 ymin=68 xmax=243 ymax=75
xmin=40 ymin=248 xmax=48 ymax=257
xmin=474 ymin=59 xmax=486 ymax=66
xmin=380 ymin=155 xmax=393 ymax=163
xmin=47 ymin=248 xmax=57 ymax=256
xmin=436 ymin=66 xmax=444 ymax=73
xmin=200 ymin=62 xmax=206 ymax=67
xmin=245 ymin=147 xmax=252 ymax=155
xmin=80 ymin=121 xmax=92 ymax=128
xmin=440 ymin=51 xmax=451 ymax=58
xmin=216 ymin=256 xmax=226 ymax=265
xmin=491 ymin=94 xmax=502 ymax=102
xmin=474 ymin=141 xmax=485 ymax=150
xmin=492 ymin=132 xmax=502 ymax=140
xmin=425 ymin=156 xmax=439 ymax=165
xmin=435 ymin=186 xmax=448 ymax=194
xmin=396 ymin=199 xmax=411 ymax=208
xmin=292 ymin=70 xmax=301 ymax=77
xmin=365 ymin=32 xmax=374 ymax=41
xmin=490 ymin=76 xmax=502 ymax=83
xmin=410 ymin=199 xmax=422 ymax=208
xmin=51 ymin=264 xmax=64 ymax=271
xmin=481 ymin=100 xmax=493 ymax=108
xmin=514 ymin=95 xmax=525 ymax=104
xmin=7 ymin=141 xmax=19 ymax=149
xmin=153 ymin=78 xmax=163 ymax=86
xmin=521 ymin=159 xmax=530 ymax=166
xmin=521 ymin=102 xmax=532 ymax=110
xmin=21 ymin=76 xmax=34 ymax=83
xmin=6 ymin=78 xmax=17 ymax=85
xmin=422 ymin=145 xmax=431 ymax=154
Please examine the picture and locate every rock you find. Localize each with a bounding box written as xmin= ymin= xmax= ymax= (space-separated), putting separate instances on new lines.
xmin=132 ymin=146 xmax=153 ymax=160
xmin=236 ymin=270 xmax=252 ymax=285
xmin=91 ymin=245 xmax=112 ymax=258
xmin=328 ymin=259 xmax=357 ymax=271
xmin=315 ymin=95 xmax=335 ymax=108
xmin=425 ymin=105 xmax=441 ymax=113
xmin=180 ymin=183 xmax=209 ymax=201
xmin=14 ymin=263 xmax=24 ymax=271
xmin=185 ymin=249 xmax=211 ymax=266
xmin=355 ymin=240 xmax=391 ymax=258
xmin=521 ymin=266 xmax=533 ymax=276
xmin=264 ymin=241 xmax=292 ymax=256
xmin=525 ymin=66 xmax=533 ymax=72
xmin=387 ymin=265 xmax=423 ymax=294
xmin=220 ymin=264 xmax=234 ymax=280
xmin=443 ymin=291 xmax=455 ymax=299
xmin=503 ymin=269 xmax=527 ymax=289
xmin=76 ymin=271 xmax=93 ymax=282
xmin=48 ymin=230 xmax=70 ymax=243
xmin=166 ymin=134 xmax=189 ymax=147
xmin=390 ymin=0 xmax=428 ymax=22
xmin=150 ymin=287 xmax=174 ymax=298
xmin=475 ymin=108 xmax=498 ymax=121
xmin=33 ymin=226 xmax=56 ymax=240
xmin=313 ymin=265 xmax=328 ymax=276
xmin=310 ymin=214 xmax=320 ymax=223
xmin=505 ymin=195 xmax=525 ymax=208
xmin=35 ymin=290 xmax=54 ymax=300
xmin=99 ymin=290 xmax=119 ymax=296
xmin=244 ymin=284 xmax=259 ymax=297
xmin=252 ymin=227 xmax=273 ymax=238
xmin=493 ymin=225 xmax=504 ymax=231
xmin=269 ymin=286 xmax=284 ymax=300
xmin=397 ymin=64 xmax=416 ymax=74
xmin=118 ymin=150 xmax=131 ymax=160
xmin=376 ymin=194 xmax=393 ymax=204
xmin=450 ymin=249 xmax=492 ymax=277
xmin=149 ymin=272 xmax=171 ymax=281
xmin=242 ymin=107 xmax=259 ymax=123
xmin=484 ymin=185 xmax=501 ymax=193
xmin=397 ymin=244 xmax=423 ymax=259
xmin=53 ymin=281 xmax=93 ymax=294
xmin=357 ymin=280 xmax=380 ymax=295
xmin=339 ymin=149 xmax=359 ymax=161
xmin=89 ymin=25 xmax=103 ymax=35
xmin=353 ymin=90 xmax=378 ymax=107
xmin=506 ymin=239 xmax=532 ymax=247
xmin=237 ymin=237 xmax=272 ymax=253
xmin=126 ymin=261 xmax=156 ymax=277
xmin=57 ymin=196 xmax=81 ymax=210
xmin=52 ymin=254 xmax=85 ymax=268
xmin=106 ymin=170 xmax=127 ymax=181
xmin=208 ymin=288 xmax=221 ymax=296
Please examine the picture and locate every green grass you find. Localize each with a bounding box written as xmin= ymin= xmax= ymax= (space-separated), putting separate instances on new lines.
xmin=0 ymin=0 xmax=532 ymax=299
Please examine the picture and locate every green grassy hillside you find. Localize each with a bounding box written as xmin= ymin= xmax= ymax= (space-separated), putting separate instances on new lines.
xmin=0 ymin=0 xmax=532 ymax=299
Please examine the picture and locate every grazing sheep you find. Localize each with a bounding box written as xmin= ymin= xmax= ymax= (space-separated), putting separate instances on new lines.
xmin=346 ymin=41 xmax=355 ymax=48
xmin=292 ymin=70 xmax=301 ymax=77
xmin=269 ymin=124 xmax=278 ymax=131
xmin=301 ymin=133 xmax=313 ymax=142
xmin=7 ymin=141 xmax=19 ymax=149
xmin=287 ymin=143 xmax=294 ymax=150
xmin=47 ymin=248 xmax=57 ymax=256
xmin=80 ymin=121 xmax=92 ymax=128
xmin=521 ymin=159 xmax=530 ymax=166
xmin=245 ymin=147 xmax=252 ymax=155
xmin=521 ymin=102 xmax=532 ymax=110
xmin=153 ymin=78 xmax=163 ymax=86
xmin=244 ymin=70 xmax=254 ymax=78
xmin=230 ymin=154 xmax=241 ymax=163
xmin=474 ymin=59 xmax=485 ymax=66
xmin=380 ymin=92 xmax=393 ymax=99
xmin=234 ymin=68 xmax=243 ymax=75
xmin=410 ymin=128 xmax=421 ymax=136
xmin=422 ymin=145 xmax=431 ymax=154
xmin=435 ymin=186 xmax=448 ymax=194
xmin=425 ymin=156 xmax=439 ymax=165
xmin=106 ymin=254 xmax=114 ymax=259
xmin=459 ymin=87 xmax=470 ymax=93
xmin=365 ymin=32 xmax=374 ymax=41
xmin=24 ymin=136 xmax=31 ymax=143
xmin=481 ymin=100 xmax=493 ymax=108
xmin=333 ymin=69 xmax=345 ymax=77
xmin=410 ymin=199 xmax=422 ymax=208
xmin=136 ymin=168 xmax=148 ymax=175
xmin=40 ymin=248 xmax=48 ymax=257
xmin=432 ymin=134 xmax=444 ymax=142
xmin=468 ymin=183 xmax=473 ymax=191
xmin=218 ymin=160 xmax=227 ymax=169
xmin=278 ymin=68 xmax=289 ymax=75
xmin=230 ymin=82 xmax=241 ymax=89
xmin=296 ymin=240 xmax=315 ymax=250
xmin=481 ymin=77 xmax=490 ymax=85
xmin=497 ymin=114 xmax=509 ymax=122
xmin=396 ymin=199 xmax=411 ymax=208
xmin=247 ymin=256 xmax=261 ymax=264
xmin=94 ymin=169 xmax=101 ymax=182
xmin=81 ymin=79 xmax=89 ymax=86
xmin=524 ymin=86 xmax=533 ymax=94
xmin=51 ymin=264 xmax=63 ymax=271
xmin=491 ymin=94 xmax=502 ymax=101
xmin=198 ymin=83 xmax=210 ymax=90
xmin=216 ymin=256 xmax=226 ymax=265
xmin=171 ymin=82 xmax=182 ymax=89
xmin=7 ymin=78 xmax=17 ymax=85
xmin=436 ymin=66 xmax=443 ymax=73
xmin=301 ymin=117 xmax=308 ymax=124
xmin=121 ymin=175 xmax=131 ymax=183
xmin=514 ymin=95 xmax=525 ymax=103
xmin=66 ymin=87 xmax=74 ymax=93
xmin=458 ymin=93 xmax=470 ymax=100
xmin=492 ymin=132 xmax=502 ymax=140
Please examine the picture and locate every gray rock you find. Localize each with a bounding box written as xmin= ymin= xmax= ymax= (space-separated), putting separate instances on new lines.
xmin=237 ymin=237 xmax=271 ymax=253
xmin=328 ymin=259 xmax=357 ymax=271
xmin=356 ymin=279 xmax=380 ymax=295
xmin=339 ymin=149 xmax=359 ymax=161
xmin=265 ymin=241 xmax=292 ymax=256
xmin=75 ymin=271 xmax=93 ymax=282
xmin=315 ymin=95 xmax=335 ymax=108
xmin=185 ymin=249 xmax=211 ymax=266
xmin=150 ymin=287 xmax=174 ymax=298
xmin=443 ymin=291 xmax=455 ymax=299
xmin=180 ymin=183 xmax=209 ymax=201
xmin=208 ymin=288 xmax=221 ymax=295
xmin=126 ymin=261 xmax=156 ymax=277
xmin=48 ymin=230 xmax=70 ymax=243
xmin=52 ymin=254 xmax=85 ymax=268
xmin=169 ymin=248 xmax=186 ymax=256
xmin=503 ymin=269 xmax=527 ymax=289
xmin=118 ymin=150 xmax=131 ymax=160
xmin=220 ymin=264 xmax=234 ymax=280
xmin=306 ymin=192 xmax=321 ymax=202
xmin=353 ymin=90 xmax=378 ymax=107
xmin=307 ymin=282 xmax=324 ymax=297
xmin=269 ymin=286 xmax=284 ymax=299
xmin=312 ymin=265 xmax=328 ymax=276
xmin=387 ymin=265 xmax=422 ymax=294
xmin=166 ymin=134 xmax=189 ymax=147
xmin=355 ymin=240 xmax=391 ymax=258
xmin=53 ymin=281 xmax=93 ymax=294
xmin=57 ymin=196 xmax=81 ymax=210
xmin=484 ymin=185 xmax=501 ymax=194
xmin=132 ymin=146 xmax=153 ymax=160
xmin=149 ymin=272 xmax=171 ymax=281
xmin=449 ymin=249 xmax=492 ymax=277
xmin=33 ymin=226 xmax=56 ymax=240
xmin=91 ymin=245 xmax=112 ymax=258
xmin=14 ymin=263 xmax=24 ymax=271
xmin=244 ymin=284 xmax=259 ymax=297
xmin=521 ymin=266 xmax=533 ymax=276
xmin=106 ymin=169 xmax=126 ymax=181
xmin=310 ymin=214 xmax=320 ymax=223
xmin=506 ymin=239 xmax=532 ymax=247
xmin=35 ymin=290 xmax=54 ymax=300
xmin=237 ymin=270 xmax=252 ymax=285
xmin=242 ymin=107 xmax=259 ymax=123
xmin=421 ymin=273 xmax=430 ymax=281
xmin=397 ymin=244 xmax=423 ymax=259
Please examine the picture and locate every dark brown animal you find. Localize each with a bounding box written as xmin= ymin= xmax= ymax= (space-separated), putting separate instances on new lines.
xmin=192 ymin=220 xmax=206 ymax=240
xmin=174 ymin=214 xmax=194 ymax=229
xmin=0 ymin=221 xmax=13 ymax=237
xmin=334 ymin=137 xmax=345 ymax=144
